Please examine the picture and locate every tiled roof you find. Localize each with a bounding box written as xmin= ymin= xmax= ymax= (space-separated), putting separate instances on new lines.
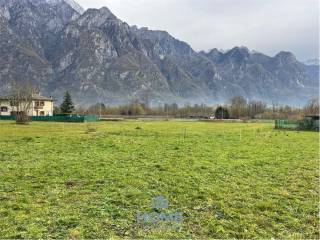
xmin=0 ymin=95 xmax=53 ymax=101
xmin=31 ymin=94 xmax=54 ymax=101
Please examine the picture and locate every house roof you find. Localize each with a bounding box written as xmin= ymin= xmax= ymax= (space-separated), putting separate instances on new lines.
xmin=31 ymin=94 xmax=54 ymax=101
xmin=0 ymin=94 xmax=54 ymax=101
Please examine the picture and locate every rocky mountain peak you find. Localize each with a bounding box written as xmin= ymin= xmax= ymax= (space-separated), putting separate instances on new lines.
xmin=226 ymin=47 xmax=250 ymax=58
xmin=44 ymin=0 xmax=84 ymax=14
xmin=208 ymin=48 xmax=223 ymax=55
xmin=63 ymin=0 xmax=84 ymax=14
xmin=199 ymin=48 xmax=224 ymax=64
xmin=98 ymin=6 xmax=114 ymax=15
xmin=217 ymin=46 xmax=251 ymax=64
xmin=274 ymin=51 xmax=297 ymax=64
xmin=77 ymin=7 xmax=118 ymax=28
xmin=133 ymin=26 xmax=194 ymax=58
xmin=206 ymin=48 xmax=224 ymax=62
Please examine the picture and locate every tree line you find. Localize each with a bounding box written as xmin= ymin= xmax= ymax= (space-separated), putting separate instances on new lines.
xmin=75 ymin=96 xmax=319 ymax=120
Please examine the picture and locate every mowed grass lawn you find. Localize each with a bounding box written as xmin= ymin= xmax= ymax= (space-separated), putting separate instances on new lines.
xmin=0 ymin=120 xmax=318 ymax=239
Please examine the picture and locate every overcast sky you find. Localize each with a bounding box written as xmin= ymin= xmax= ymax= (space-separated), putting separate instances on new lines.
xmin=76 ymin=0 xmax=319 ymax=61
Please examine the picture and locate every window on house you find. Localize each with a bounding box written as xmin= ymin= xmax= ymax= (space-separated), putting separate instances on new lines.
xmin=10 ymin=101 xmax=18 ymax=107
xmin=35 ymin=101 xmax=45 ymax=107
xmin=0 ymin=106 xmax=8 ymax=112
xmin=40 ymin=111 xmax=45 ymax=116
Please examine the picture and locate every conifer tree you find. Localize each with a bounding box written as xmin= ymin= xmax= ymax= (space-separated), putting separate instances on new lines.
xmin=215 ymin=106 xmax=230 ymax=119
xmin=60 ymin=91 xmax=75 ymax=114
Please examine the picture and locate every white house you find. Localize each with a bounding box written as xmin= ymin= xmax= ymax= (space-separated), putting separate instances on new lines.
xmin=0 ymin=94 xmax=54 ymax=117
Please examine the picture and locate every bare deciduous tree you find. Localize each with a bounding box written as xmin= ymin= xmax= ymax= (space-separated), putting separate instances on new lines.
xmin=229 ymin=96 xmax=247 ymax=119
xmin=9 ymin=82 xmax=35 ymax=124
xmin=303 ymin=98 xmax=319 ymax=115
xmin=247 ymin=100 xmax=267 ymax=119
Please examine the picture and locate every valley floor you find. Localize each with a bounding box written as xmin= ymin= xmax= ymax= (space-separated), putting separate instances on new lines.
xmin=0 ymin=121 xmax=318 ymax=238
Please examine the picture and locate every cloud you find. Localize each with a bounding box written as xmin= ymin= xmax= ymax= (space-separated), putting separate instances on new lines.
xmin=76 ymin=0 xmax=319 ymax=60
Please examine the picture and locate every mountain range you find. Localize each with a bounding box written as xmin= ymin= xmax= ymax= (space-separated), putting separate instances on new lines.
xmin=0 ymin=0 xmax=318 ymax=106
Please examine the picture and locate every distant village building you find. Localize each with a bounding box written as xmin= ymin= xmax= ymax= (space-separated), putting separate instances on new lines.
xmin=0 ymin=94 xmax=54 ymax=117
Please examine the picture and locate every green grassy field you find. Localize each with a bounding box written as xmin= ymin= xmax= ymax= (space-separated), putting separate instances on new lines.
xmin=0 ymin=120 xmax=318 ymax=239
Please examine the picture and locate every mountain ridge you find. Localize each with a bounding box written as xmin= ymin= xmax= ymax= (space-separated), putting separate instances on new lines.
xmin=0 ymin=0 xmax=318 ymax=106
